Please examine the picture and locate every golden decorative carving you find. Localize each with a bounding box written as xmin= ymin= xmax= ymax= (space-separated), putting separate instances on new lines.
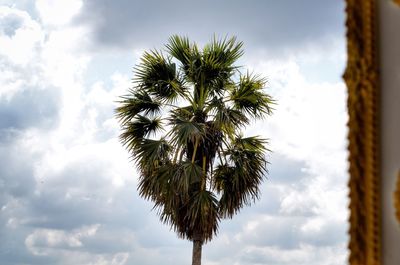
xmin=394 ymin=171 xmax=400 ymax=223
xmin=343 ymin=0 xmax=381 ymax=264
xmin=393 ymin=0 xmax=400 ymax=6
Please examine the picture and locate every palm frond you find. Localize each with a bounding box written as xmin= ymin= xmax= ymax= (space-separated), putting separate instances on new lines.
xmin=119 ymin=115 xmax=163 ymax=152
xmin=232 ymin=135 xmax=269 ymax=152
xmin=169 ymin=105 xmax=195 ymax=121
xmin=166 ymin=35 xmax=201 ymax=82
xmin=210 ymin=98 xmax=249 ymax=135
xmin=138 ymin=162 xmax=174 ymax=201
xmin=230 ymin=72 xmax=275 ymax=118
xmin=168 ymin=114 xmax=205 ymax=147
xmin=208 ymin=77 xmax=234 ymax=97
xmin=170 ymin=161 xmax=203 ymax=196
xmin=134 ymin=50 xmax=186 ymax=102
xmin=197 ymin=36 xmax=242 ymax=101
xmin=203 ymin=36 xmax=244 ymax=70
xmin=134 ymin=137 xmax=172 ymax=170
xmin=166 ymin=35 xmax=192 ymax=66
xmin=214 ymin=135 xmax=269 ymax=218
xmin=185 ymin=190 xmax=220 ymax=242
xmin=115 ymin=90 xmax=161 ymax=126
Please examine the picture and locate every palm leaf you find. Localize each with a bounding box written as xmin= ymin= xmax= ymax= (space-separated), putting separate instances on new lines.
xmin=166 ymin=35 xmax=201 ymax=83
xmin=215 ymin=136 xmax=268 ymax=218
xmin=203 ymin=36 xmax=243 ymax=70
xmin=134 ymin=50 xmax=186 ymax=102
xmin=115 ymin=90 xmax=161 ymax=125
xmin=138 ymin=162 xmax=173 ymax=201
xmin=210 ymin=98 xmax=249 ymax=135
xmin=171 ymin=161 xmax=203 ymax=195
xmin=119 ymin=115 xmax=163 ymax=152
xmin=230 ymin=72 xmax=274 ymax=118
xmin=185 ymin=190 xmax=220 ymax=242
xmin=168 ymin=115 xmax=205 ymax=147
xmin=134 ymin=137 xmax=172 ymax=170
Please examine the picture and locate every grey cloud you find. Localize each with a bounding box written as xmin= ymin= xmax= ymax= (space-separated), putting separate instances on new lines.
xmin=0 ymin=138 xmax=138 ymax=264
xmin=124 ymin=246 xmax=191 ymax=265
xmin=0 ymin=12 xmax=24 ymax=37
xmin=239 ymin=247 xmax=295 ymax=265
xmin=25 ymin=161 xmax=144 ymax=230
xmin=135 ymin=218 xmax=185 ymax=248
xmin=268 ymin=153 xmax=309 ymax=184
xmin=76 ymin=226 xmax=136 ymax=254
xmin=0 ymin=8 xmax=60 ymax=137
xmin=0 ymin=230 xmax=52 ymax=265
xmin=0 ymin=145 xmax=51 ymax=265
xmin=239 ymin=245 xmax=347 ymax=265
xmin=0 ymin=59 xmax=61 ymax=142
xmin=207 ymin=153 xmax=311 ymax=222
xmin=240 ymin=216 xmax=306 ymax=249
xmin=245 ymin=153 xmax=309 ymax=216
xmin=0 ymin=161 xmax=135 ymax=263
xmin=300 ymin=220 xmax=347 ymax=247
xmin=76 ymin=0 xmax=345 ymax=56
xmin=0 ymin=136 xmax=52 ymax=265
xmin=0 ymin=1 xmax=38 ymax=20
xmin=237 ymin=216 xmax=347 ymax=250
xmin=0 ymin=140 xmax=37 ymax=200
xmin=0 ymin=140 xmax=184 ymax=264
xmin=0 ymin=86 xmax=60 ymax=132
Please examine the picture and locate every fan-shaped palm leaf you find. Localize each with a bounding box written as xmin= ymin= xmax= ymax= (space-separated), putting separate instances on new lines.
xmin=210 ymin=98 xmax=249 ymax=135
xmin=119 ymin=115 xmax=162 ymax=152
xmin=230 ymin=72 xmax=274 ymax=118
xmin=115 ymin=90 xmax=161 ymax=125
xmin=135 ymin=50 xmax=186 ymax=102
xmin=166 ymin=35 xmax=201 ymax=83
xmin=168 ymin=115 xmax=205 ymax=147
xmin=134 ymin=137 xmax=171 ymax=169
xmin=185 ymin=190 xmax=220 ymax=242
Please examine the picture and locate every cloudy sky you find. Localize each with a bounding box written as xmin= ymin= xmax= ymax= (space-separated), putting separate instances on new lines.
xmin=0 ymin=1 xmax=349 ymax=264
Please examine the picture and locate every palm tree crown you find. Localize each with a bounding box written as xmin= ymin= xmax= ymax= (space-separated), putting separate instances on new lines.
xmin=116 ymin=35 xmax=274 ymax=264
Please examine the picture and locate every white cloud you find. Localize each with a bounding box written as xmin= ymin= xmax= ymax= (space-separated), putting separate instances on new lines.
xmin=280 ymin=187 xmax=320 ymax=216
xmin=36 ymin=0 xmax=83 ymax=26
xmin=248 ymin=59 xmax=347 ymax=160
xmin=25 ymin=224 xmax=100 ymax=255
xmin=0 ymin=6 xmax=43 ymax=67
xmin=239 ymin=244 xmax=347 ymax=265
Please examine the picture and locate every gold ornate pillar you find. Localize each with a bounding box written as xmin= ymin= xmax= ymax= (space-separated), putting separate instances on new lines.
xmin=343 ymin=0 xmax=381 ymax=264
xmin=395 ymin=172 xmax=400 ymax=224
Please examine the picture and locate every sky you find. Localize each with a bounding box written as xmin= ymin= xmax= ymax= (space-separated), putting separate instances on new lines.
xmin=0 ymin=1 xmax=349 ymax=265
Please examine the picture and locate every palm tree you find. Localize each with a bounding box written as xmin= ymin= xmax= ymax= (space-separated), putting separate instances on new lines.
xmin=116 ymin=35 xmax=274 ymax=265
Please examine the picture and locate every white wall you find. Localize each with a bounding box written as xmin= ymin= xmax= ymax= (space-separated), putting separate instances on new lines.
xmin=379 ymin=1 xmax=400 ymax=264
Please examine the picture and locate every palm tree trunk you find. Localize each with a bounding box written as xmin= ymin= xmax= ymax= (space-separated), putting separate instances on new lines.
xmin=192 ymin=239 xmax=202 ymax=265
